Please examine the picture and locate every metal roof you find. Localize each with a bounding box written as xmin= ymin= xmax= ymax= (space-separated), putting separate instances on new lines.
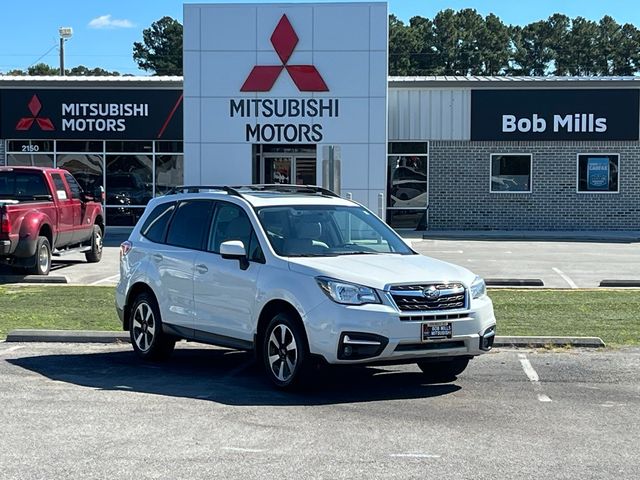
xmin=0 ymin=74 xmax=638 ymax=90
xmin=388 ymin=75 xmax=640 ymax=89
xmin=0 ymin=76 xmax=183 ymax=89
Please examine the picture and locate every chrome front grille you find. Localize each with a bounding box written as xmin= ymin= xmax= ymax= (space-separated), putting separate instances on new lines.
xmin=389 ymin=283 xmax=466 ymax=312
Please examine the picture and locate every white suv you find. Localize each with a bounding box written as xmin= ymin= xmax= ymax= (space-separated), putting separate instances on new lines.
xmin=116 ymin=185 xmax=496 ymax=388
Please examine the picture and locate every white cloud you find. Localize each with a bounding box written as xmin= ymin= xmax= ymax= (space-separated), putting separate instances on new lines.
xmin=88 ymin=14 xmax=135 ymax=29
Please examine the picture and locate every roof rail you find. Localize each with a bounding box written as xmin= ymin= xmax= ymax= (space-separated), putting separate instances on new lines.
xmin=165 ymin=185 xmax=243 ymax=197
xmin=240 ymin=184 xmax=340 ymax=197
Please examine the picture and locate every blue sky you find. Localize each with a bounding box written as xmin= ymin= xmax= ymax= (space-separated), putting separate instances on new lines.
xmin=1 ymin=0 xmax=639 ymax=75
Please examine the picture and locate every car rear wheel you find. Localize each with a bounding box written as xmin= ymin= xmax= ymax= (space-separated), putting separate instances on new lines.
xmin=129 ymin=292 xmax=175 ymax=360
xmin=416 ymin=356 xmax=470 ymax=383
xmin=27 ymin=236 xmax=51 ymax=276
xmin=85 ymin=225 xmax=103 ymax=263
xmin=262 ymin=312 xmax=311 ymax=389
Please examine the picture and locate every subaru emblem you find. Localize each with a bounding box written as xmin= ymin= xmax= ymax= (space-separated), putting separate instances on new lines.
xmin=423 ymin=286 xmax=440 ymax=299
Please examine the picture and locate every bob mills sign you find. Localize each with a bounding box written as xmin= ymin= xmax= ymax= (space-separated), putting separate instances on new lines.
xmin=471 ymin=89 xmax=640 ymax=141
xmin=182 ymin=2 xmax=388 ymax=187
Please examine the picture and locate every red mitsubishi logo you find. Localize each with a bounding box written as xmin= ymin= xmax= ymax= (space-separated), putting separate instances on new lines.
xmin=241 ymin=14 xmax=328 ymax=92
xmin=16 ymin=95 xmax=55 ymax=131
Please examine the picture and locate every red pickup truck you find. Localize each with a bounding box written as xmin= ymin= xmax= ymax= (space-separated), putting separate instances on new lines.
xmin=0 ymin=167 xmax=104 ymax=275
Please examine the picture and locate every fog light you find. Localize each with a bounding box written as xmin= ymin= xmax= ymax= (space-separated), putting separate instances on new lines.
xmin=480 ymin=325 xmax=496 ymax=351
xmin=343 ymin=345 xmax=353 ymax=357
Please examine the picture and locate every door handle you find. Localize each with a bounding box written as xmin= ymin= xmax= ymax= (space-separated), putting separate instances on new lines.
xmin=152 ymin=254 xmax=163 ymax=262
xmin=195 ymin=264 xmax=208 ymax=274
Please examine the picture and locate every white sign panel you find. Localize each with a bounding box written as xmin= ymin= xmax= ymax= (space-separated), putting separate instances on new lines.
xmin=184 ymin=2 xmax=388 ymax=209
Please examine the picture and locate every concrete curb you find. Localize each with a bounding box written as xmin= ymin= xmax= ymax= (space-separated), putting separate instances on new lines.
xmin=0 ymin=275 xmax=68 ymax=284
xmin=420 ymin=230 xmax=640 ymax=243
xmin=5 ymin=329 xmax=605 ymax=348
xmin=599 ymin=280 xmax=640 ymax=288
xmin=494 ymin=336 xmax=605 ymax=348
xmin=6 ymin=329 xmax=128 ymax=343
xmin=486 ymin=279 xmax=544 ymax=287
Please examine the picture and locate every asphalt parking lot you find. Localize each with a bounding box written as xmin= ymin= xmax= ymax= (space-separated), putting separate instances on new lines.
xmin=410 ymin=238 xmax=640 ymax=288
xmin=2 ymin=232 xmax=638 ymax=288
xmin=0 ymin=342 xmax=638 ymax=479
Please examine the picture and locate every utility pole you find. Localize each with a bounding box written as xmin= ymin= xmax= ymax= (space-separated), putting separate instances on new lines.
xmin=58 ymin=27 xmax=73 ymax=76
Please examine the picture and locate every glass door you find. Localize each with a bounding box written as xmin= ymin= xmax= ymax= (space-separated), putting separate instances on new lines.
xmin=293 ymin=157 xmax=316 ymax=185
xmin=264 ymin=156 xmax=292 ymax=184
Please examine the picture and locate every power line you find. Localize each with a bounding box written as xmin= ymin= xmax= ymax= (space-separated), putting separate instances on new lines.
xmin=27 ymin=43 xmax=59 ymax=69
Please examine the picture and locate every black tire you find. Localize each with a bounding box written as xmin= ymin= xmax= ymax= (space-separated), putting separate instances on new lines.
xmin=262 ymin=312 xmax=312 ymax=389
xmin=416 ymin=357 xmax=470 ymax=383
xmin=85 ymin=225 xmax=103 ymax=263
xmin=27 ymin=236 xmax=51 ymax=275
xmin=129 ymin=292 xmax=175 ymax=361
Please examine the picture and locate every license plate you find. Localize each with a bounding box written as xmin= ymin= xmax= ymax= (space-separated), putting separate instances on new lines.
xmin=422 ymin=322 xmax=452 ymax=341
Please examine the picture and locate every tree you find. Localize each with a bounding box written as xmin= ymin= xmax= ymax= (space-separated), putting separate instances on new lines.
xmin=68 ymin=65 xmax=120 ymax=76
xmin=478 ymin=13 xmax=511 ymax=75
xmin=511 ymin=21 xmax=554 ymax=75
xmin=27 ymin=63 xmax=59 ymax=76
xmin=133 ymin=16 xmax=183 ymax=76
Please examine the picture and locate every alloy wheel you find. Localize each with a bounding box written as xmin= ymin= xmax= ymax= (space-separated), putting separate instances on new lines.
xmin=132 ymin=302 xmax=156 ymax=352
xmin=267 ymin=324 xmax=298 ymax=382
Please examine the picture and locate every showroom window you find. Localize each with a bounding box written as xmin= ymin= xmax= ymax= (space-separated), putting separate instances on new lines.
xmin=5 ymin=140 xmax=54 ymax=168
xmin=4 ymin=139 xmax=184 ymax=226
xmin=577 ymin=154 xmax=619 ymax=193
xmin=490 ymin=154 xmax=532 ymax=193
xmin=386 ymin=142 xmax=428 ymax=230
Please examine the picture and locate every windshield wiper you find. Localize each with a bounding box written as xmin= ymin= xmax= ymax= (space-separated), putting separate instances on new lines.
xmin=335 ymin=251 xmax=379 ymax=256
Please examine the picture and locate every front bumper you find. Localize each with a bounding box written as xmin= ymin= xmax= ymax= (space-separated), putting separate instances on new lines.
xmin=303 ymin=294 xmax=496 ymax=365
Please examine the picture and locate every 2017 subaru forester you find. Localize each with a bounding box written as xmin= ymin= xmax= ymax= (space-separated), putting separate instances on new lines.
xmin=116 ymin=185 xmax=496 ymax=388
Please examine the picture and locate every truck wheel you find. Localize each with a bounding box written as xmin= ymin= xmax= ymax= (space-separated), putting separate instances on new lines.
xmin=27 ymin=236 xmax=51 ymax=276
xmin=262 ymin=312 xmax=312 ymax=389
xmin=416 ymin=357 xmax=470 ymax=383
xmin=129 ymin=292 xmax=175 ymax=361
xmin=85 ymin=225 xmax=103 ymax=263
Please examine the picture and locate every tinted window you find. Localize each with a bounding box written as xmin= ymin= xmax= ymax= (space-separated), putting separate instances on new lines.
xmin=64 ymin=173 xmax=82 ymax=199
xmin=577 ymin=154 xmax=619 ymax=193
xmin=0 ymin=172 xmax=49 ymax=198
xmin=51 ymin=174 xmax=68 ymax=200
xmin=209 ymin=203 xmax=253 ymax=253
xmin=490 ymin=154 xmax=532 ymax=193
xmin=140 ymin=202 xmax=176 ymax=244
xmin=166 ymin=200 xmax=213 ymax=250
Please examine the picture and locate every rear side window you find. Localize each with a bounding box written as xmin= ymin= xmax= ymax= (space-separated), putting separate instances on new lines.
xmin=140 ymin=202 xmax=176 ymax=244
xmin=51 ymin=174 xmax=68 ymax=200
xmin=166 ymin=200 xmax=214 ymax=250
xmin=64 ymin=173 xmax=82 ymax=199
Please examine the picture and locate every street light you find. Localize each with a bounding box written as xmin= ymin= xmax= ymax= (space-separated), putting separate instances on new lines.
xmin=59 ymin=27 xmax=73 ymax=76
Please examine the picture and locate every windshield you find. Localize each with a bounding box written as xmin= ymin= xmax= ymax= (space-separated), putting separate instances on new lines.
xmin=256 ymin=205 xmax=414 ymax=257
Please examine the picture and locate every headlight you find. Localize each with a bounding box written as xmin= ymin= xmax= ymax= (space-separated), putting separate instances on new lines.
xmin=316 ymin=277 xmax=380 ymax=305
xmin=471 ymin=276 xmax=487 ymax=299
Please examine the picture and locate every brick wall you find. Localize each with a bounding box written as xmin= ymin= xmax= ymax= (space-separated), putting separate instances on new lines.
xmin=428 ymin=141 xmax=640 ymax=230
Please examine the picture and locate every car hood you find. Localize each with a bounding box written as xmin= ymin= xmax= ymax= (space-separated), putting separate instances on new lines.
xmin=287 ymin=253 xmax=476 ymax=290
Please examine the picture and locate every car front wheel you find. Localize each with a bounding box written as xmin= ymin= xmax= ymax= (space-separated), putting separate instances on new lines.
xmin=262 ymin=313 xmax=311 ymax=389
xmin=416 ymin=356 xmax=470 ymax=383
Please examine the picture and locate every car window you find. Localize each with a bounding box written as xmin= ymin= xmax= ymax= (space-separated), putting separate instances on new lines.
xmin=209 ymin=202 xmax=264 ymax=262
xmin=64 ymin=173 xmax=82 ymax=199
xmin=0 ymin=172 xmax=49 ymax=199
xmin=165 ymin=200 xmax=214 ymax=250
xmin=140 ymin=202 xmax=176 ymax=244
xmin=51 ymin=174 xmax=68 ymax=200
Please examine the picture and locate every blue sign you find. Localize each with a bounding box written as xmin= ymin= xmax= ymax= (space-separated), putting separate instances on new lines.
xmin=587 ymin=157 xmax=610 ymax=190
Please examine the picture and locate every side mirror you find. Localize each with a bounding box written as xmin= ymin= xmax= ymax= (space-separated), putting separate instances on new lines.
xmin=220 ymin=240 xmax=249 ymax=270
xmin=94 ymin=186 xmax=105 ymax=203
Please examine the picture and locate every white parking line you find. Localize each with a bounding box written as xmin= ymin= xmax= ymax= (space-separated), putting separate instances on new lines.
xmin=89 ymin=274 xmax=120 ymax=286
xmin=428 ymin=250 xmax=464 ymax=254
xmin=552 ymin=267 xmax=578 ymax=289
xmin=518 ymin=353 xmax=552 ymax=403
xmin=0 ymin=346 xmax=23 ymax=356
xmin=390 ymin=453 xmax=441 ymax=459
xmin=222 ymin=447 xmax=267 ymax=453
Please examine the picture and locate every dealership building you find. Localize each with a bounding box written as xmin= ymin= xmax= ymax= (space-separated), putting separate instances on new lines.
xmin=1 ymin=1 xmax=639 ymax=231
